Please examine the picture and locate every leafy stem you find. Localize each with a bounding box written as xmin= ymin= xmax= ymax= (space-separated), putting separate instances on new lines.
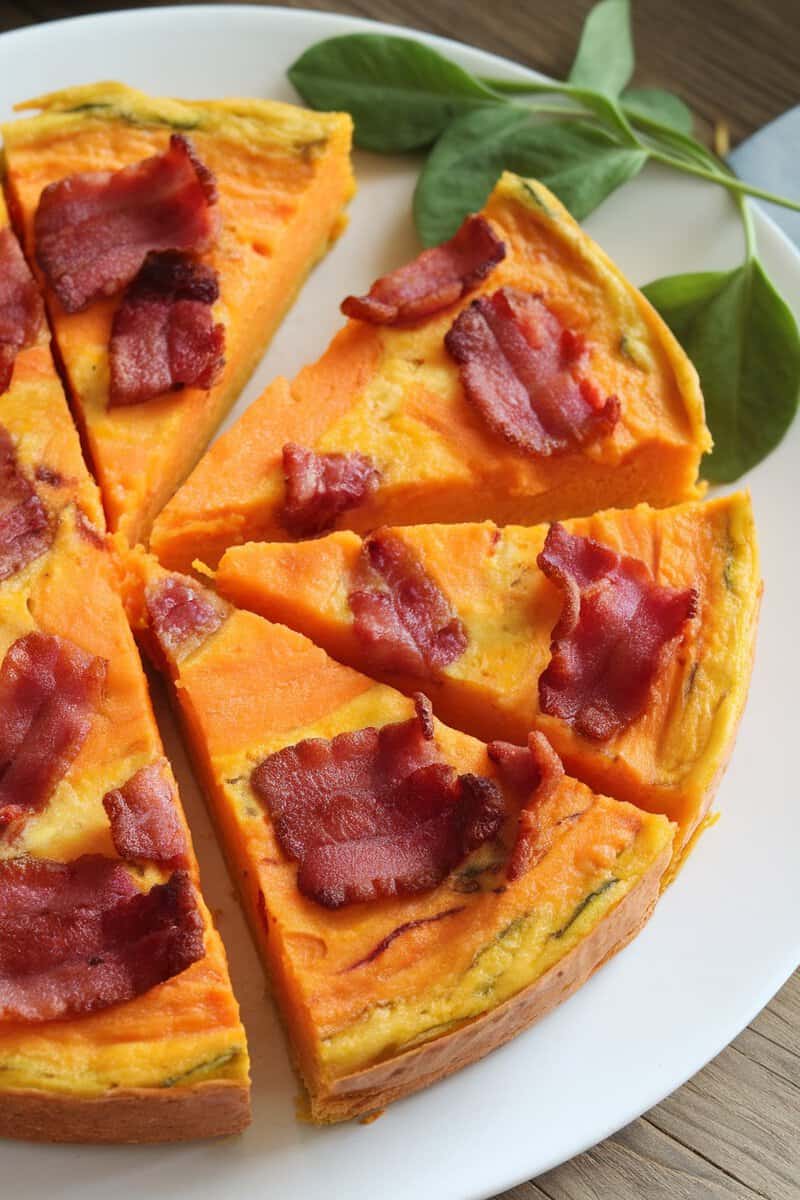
xmin=508 ymin=102 xmax=598 ymax=121
xmin=483 ymin=76 xmax=800 ymax=214
xmin=738 ymin=194 xmax=758 ymax=263
xmin=645 ymin=147 xmax=800 ymax=211
xmin=479 ymin=76 xmax=552 ymax=96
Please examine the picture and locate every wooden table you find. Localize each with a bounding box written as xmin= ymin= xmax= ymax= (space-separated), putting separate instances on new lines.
xmin=1 ymin=2 xmax=796 ymax=1196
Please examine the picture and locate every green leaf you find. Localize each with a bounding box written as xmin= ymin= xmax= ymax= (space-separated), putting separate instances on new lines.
xmin=287 ymin=33 xmax=499 ymax=153
xmin=568 ymin=0 xmax=634 ymax=96
xmin=622 ymin=87 xmax=693 ymax=135
xmin=414 ymin=107 xmax=648 ymax=246
xmin=644 ymin=263 xmax=800 ymax=481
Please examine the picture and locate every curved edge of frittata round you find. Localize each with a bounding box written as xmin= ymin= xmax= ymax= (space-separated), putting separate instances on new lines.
xmin=308 ymin=839 xmax=671 ymax=1123
xmin=0 ymin=1078 xmax=251 ymax=1143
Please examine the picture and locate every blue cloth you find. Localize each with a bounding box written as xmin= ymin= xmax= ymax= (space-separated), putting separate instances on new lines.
xmin=728 ymin=106 xmax=800 ymax=246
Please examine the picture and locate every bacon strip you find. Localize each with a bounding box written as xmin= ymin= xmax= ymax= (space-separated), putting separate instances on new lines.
xmin=538 ymin=524 xmax=698 ymax=740
xmin=0 ymin=856 xmax=203 ymax=1022
xmin=445 ymin=288 xmax=619 ymax=455
xmin=109 ymin=251 xmax=225 ymax=407
xmin=0 ymin=227 xmax=45 ymax=394
xmin=146 ymin=573 xmax=228 ymax=664
xmin=280 ymin=443 xmax=379 ymax=538
xmin=489 ymin=732 xmax=565 ymax=879
xmin=341 ymin=215 xmax=505 ymax=325
xmin=348 ymin=529 xmax=467 ymax=677
xmin=0 ymin=425 xmax=52 ymax=582
xmin=251 ymin=694 xmax=505 ymax=908
xmin=0 ymin=633 xmax=106 ymax=831
xmin=103 ymin=760 xmax=188 ymax=867
xmin=35 ymin=134 xmax=219 ymax=313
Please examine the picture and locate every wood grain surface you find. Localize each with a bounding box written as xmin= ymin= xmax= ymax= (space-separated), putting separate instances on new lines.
xmin=0 ymin=2 xmax=796 ymax=1197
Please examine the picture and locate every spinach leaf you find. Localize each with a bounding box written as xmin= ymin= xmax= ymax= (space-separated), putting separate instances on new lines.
xmin=644 ymin=263 xmax=800 ymax=481
xmin=568 ymin=0 xmax=634 ymax=96
xmin=287 ymin=34 xmax=499 ymax=153
xmin=414 ymin=107 xmax=647 ymax=245
xmin=621 ymin=86 xmax=693 ymax=135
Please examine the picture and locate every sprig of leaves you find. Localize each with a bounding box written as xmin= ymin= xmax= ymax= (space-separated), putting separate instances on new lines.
xmin=287 ymin=9 xmax=800 ymax=223
xmin=643 ymin=203 xmax=800 ymax=482
xmin=288 ymin=0 xmax=800 ymax=480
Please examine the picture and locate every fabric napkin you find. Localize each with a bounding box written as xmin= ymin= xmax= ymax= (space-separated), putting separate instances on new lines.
xmin=728 ymin=106 xmax=800 ymax=246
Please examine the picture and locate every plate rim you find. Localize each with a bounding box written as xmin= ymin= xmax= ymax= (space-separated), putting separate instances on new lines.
xmin=0 ymin=6 xmax=797 ymax=1196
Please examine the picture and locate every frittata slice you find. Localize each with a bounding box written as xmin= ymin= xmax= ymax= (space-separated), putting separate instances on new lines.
xmin=215 ymin=493 xmax=760 ymax=871
xmin=125 ymin=553 xmax=673 ymax=1123
xmin=150 ymin=171 xmax=710 ymax=573
xmin=2 ymin=82 xmax=354 ymax=545
xmin=0 ymin=198 xmax=249 ymax=1137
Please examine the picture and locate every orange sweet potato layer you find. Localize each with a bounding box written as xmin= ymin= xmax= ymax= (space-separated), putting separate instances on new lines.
xmin=4 ymin=104 xmax=353 ymax=545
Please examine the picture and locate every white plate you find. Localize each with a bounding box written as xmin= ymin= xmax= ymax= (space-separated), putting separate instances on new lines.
xmin=1 ymin=6 xmax=797 ymax=1198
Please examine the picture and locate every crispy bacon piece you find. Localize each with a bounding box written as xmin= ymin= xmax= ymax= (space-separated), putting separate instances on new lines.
xmin=0 ymin=633 xmax=106 ymax=831
xmin=341 ymin=215 xmax=505 ymax=325
xmin=0 ymin=425 xmax=52 ymax=581
xmin=103 ymin=760 xmax=187 ymax=867
xmin=109 ymin=251 xmax=225 ymax=407
xmin=35 ymin=134 xmax=219 ymax=313
xmin=538 ymin=524 xmax=698 ymax=740
xmin=0 ymin=856 xmax=204 ymax=1022
xmin=489 ymin=732 xmax=565 ymax=879
xmin=280 ymin=443 xmax=380 ymax=538
xmin=146 ymin=573 xmax=228 ymax=664
xmin=445 ymin=287 xmax=619 ymax=455
xmin=251 ymin=694 xmax=505 ymax=908
xmin=0 ymin=227 xmax=45 ymax=394
xmin=488 ymin=731 xmax=562 ymax=796
xmin=348 ymin=529 xmax=467 ymax=677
